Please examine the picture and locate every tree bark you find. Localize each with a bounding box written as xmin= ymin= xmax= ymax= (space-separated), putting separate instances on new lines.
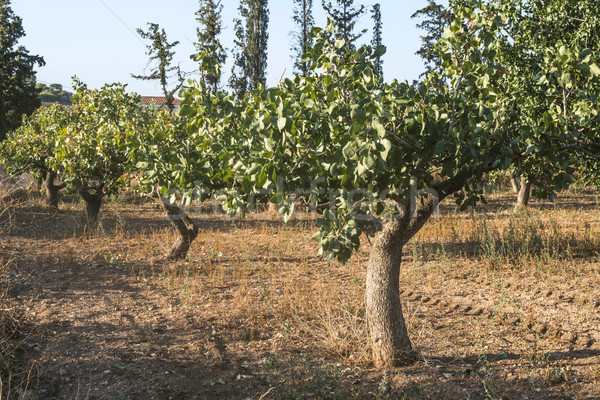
xmin=366 ymin=192 xmax=441 ymax=367
xmin=79 ymin=185 xmax=104 ymax=224
xmin=366 ymin=221 xmax=413 ymax=367
xmin=366 ymin=170 xmax=471 ymax=367
xmin=158 ymin=191 xmax=199 ymax=260
xmin=42 ymin=170 xmax=66 ymax=208
xmin=515 ymin=177 xmax=531 ymax=210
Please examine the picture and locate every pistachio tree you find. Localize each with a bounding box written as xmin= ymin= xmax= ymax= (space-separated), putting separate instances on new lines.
xmin=145 ymin=0 xmax=599 ymax=367
xmin=130 ymin=51 xmax=248 ymax=259
xmin=495 ymin=0 xmax=600 ymax=205
xmin=171 ymin=6 xmax=516 ymax=366
xmin=55 ymin=80 xmax=151 ymax=222
xmin=0 ymin=104 xmax=70 ymax=207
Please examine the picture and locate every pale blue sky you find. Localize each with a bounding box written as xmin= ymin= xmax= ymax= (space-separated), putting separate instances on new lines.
xmin=12 ymin=1 xmax=444 ymax=96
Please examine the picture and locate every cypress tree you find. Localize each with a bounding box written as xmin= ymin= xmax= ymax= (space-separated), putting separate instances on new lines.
xmin=370 ymin=3 xmax=383 ymax=80
xmin=411 ymin=0 xmax=453 ymax=76
xmin=230 ymin=0 xmax=269 ymax=97
xmin=291 ymin=0 xmax=314 ymax=77
xmin=229 ymin=10 xmax=249 ymax=98
xmin=196 ymin=0 xmax=227 ymax=94
xmin=321 ymin=0 xmax=366 ymax=47
xmin=0 ymin=0 xmax=44 ymax=141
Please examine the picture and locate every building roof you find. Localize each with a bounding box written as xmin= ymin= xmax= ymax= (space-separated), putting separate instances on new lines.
xmin=140 ymin=96 xmax=182 ymax=106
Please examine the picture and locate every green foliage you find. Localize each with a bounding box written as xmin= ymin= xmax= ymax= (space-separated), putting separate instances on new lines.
xmin=291 ymin=0 xmax=315 ymax=77
xmin=177 ymin=10 xmax=516 ymax=263
xmin=370 ymin=3 xmax=383 ymax=80
xmin=196 ymin=0 xmax=227 ymax=94
xmin=0 ymin=104 xmax=70 ymax=180
xmin=411 ymin=0 xmax=454 ymax=78
xmin=229 ymin=0 xmax=270 ymax=97
xmin=321 ymin=0 xmax=367 ymax=47
xmin=492 ymin=0 xmax=600 ymax=197
xmin=2 ymin=79 xmax=152 ymax=204
xmin=0 ymin=0 xmax=45 ymax=140
xmin=36 ymin=82 xmax=73 ymax=105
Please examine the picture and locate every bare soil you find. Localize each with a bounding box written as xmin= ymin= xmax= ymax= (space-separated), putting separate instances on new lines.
xmin=1 ymin=191 xmax=599 ymax=399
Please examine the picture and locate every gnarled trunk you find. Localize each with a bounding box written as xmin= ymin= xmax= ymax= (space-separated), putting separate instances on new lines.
xmin=515 ymin=177 xmax=531 ymax=210
xmin=366 ymin=170 xmax=471 ymax=367
xmin=79 ymin=185 xmax=104 ymax=224
xmin=158 ymin=191 xmax=199 ymax=260
xmin=366 ymin=195 xmax=438 ymax=367
xmin=42 ymin=170 xmax=66 ymax=208
xmin=366 ymin=221 xmax=412 ymax=367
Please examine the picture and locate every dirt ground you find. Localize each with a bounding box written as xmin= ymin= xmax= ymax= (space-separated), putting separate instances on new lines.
xmin=1 ymin=190 xmax=599 ymax=399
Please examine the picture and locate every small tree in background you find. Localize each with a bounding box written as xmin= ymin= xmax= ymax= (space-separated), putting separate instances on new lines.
xmin=291 ymin=0 xmax=314 ymax=77
xmin=322 ymin=0 xmax=366 ymax=47
xmin=132 ymin=23 xmax=185 ymax=113
xmin=36 ymin=83 xmax=73 ymax=105
xmin=370 ymin=3 xmax=383 ymax=80
xmin=0 ymin=104 xmax=70 ymax=207
xmin=0 ymin=0 xmax=44 ymax=141
xmin=196 ymin=0 xmax=227 ymax=94
xmin=56 ymin=80 xmax=152 ymax=223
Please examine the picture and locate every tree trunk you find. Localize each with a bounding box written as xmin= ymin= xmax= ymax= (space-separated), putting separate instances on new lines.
xmin=158 ymin=191 xmax=199 ymax=260
xmin=366 ymin=194 xmax=439 ymax=367
xmin=366 ymin=170 xmax=472 ymax=368
xmin=42 ymin=170 xmax=66 ymax=208
xmin=366 ymin=221 xmax=413 ymax=367
xmin=515 ymin=177 xmax=531 ymax=210
xmin=509 ymin=173 xmax=520 ymax=194
xmin=79 ymin=185 xmax=104 ymax=224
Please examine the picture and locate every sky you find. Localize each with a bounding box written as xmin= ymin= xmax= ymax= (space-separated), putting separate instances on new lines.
xmin=12 ymin=0 xmax=444 ymax=97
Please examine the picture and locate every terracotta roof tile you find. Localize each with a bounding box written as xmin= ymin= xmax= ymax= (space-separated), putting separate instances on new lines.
xmin=140 ymin=96 xmax=182 ymax=106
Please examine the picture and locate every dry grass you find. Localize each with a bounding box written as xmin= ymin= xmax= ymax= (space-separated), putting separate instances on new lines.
xmin=0 ymin=187 xmax=39 ymax=399
xmin=1 ymin=187 xmax=599 ymax=398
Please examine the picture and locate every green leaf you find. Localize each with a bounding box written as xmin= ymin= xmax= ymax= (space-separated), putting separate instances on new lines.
xmin=590 ymin=63 xmax=600 ymax=76
xmin=560 ymin=72 xmax=572 ymax=85
xmin=277 ymin=117 xmax=287 ymax=131
xmin=179 ymin=105 xmax=194 ymax=117
xmin=363 ymin=155 xmax=376 ymax=170
xmin=373 ymin=122 xmax=386 ymax=138
xmin=283 ymin=202 xmax=295 ymax=223
xmin=372 ymin=45 xmax=386 ymax=58
xmin=357 ymin=163 xmax=367 ymax=176
xmin=342 ymin=142 xmax=356 ymax=160
xmin=380 ymin=139 xmax=392 ymax=161
xmin=264 ymin=138 xmax=274 ymax=152
xmin=247 ymin=164 xmax=261 ymax=176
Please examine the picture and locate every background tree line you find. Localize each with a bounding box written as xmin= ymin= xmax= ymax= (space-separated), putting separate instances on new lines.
xmin=134 ymin=0 xmax=384 ymax=101
xmin=0 ymin=0 xmax=384 ymax=136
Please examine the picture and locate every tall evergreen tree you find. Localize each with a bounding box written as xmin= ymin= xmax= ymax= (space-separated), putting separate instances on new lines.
xmin=229 ymin=0 xmax=269 ymax=97
xmin=196 ymin=0 xmax=226 ymax=94
xmin=229 ymin=12 xmax=249 ymax=98
xmin=321 ymin=0 xmax=366 ymax=47
xmin=132 ymin=23 xmax=184 ymax=113
xmin=411 ymin=1 xmax=453 ymax=76
xmin=0 ymin=0 xmax=44 ymax=141
xmin=370 ymin=3 xmax=383 ymax=80
xmin=291 ymin=0 xmax=314 ymax=77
